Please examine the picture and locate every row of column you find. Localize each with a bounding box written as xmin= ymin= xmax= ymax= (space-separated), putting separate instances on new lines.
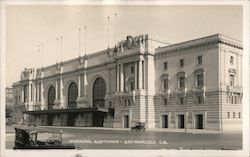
xmin=116 ymin=59 xmax=144 ymax=92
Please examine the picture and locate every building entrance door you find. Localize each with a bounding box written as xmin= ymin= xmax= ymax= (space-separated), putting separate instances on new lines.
xmin=124 ymin=115 xmax=129 ymax=128
xmin=162 ymin=115 xmax=168 ymax=128
xmin=178 ymin=115 xmax=185 ymax=129
xmin=68 ymin=113 xmax=77 ymax=126
xmin=195 ymin=114 xmax=203 ymax=129
xmin=48 ymin=115 xmax=53 ymax=126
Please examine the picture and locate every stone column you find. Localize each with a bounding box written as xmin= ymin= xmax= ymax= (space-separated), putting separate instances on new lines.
xmin=28 ymin=82 xmax=32 ymax=102
xmin=78 ymin=75 xmax=81 ymax=97
xmin=40 ymin=80 xmax=44 ymax=109
xmin=138 ymin=60 xmax=143 ymax=89
xmin=135 ymin=61 xmax=138 ymax=90
xmin=83 ymin=72 xmax=88 ymax=96
xmin=21 ymin=85 xmax=24 ymax=103
xmin=33 ymin=81 xmax=36 ymax=103
xmin=120 ymin=64 xmax=124 ymax=92
xmin=55 ymin=80 xmax=58 ymax=100
xmin=116 ymin=64 xmax=120 ymax=91
xmin=60 ymin=75 xmax=64 ymax=108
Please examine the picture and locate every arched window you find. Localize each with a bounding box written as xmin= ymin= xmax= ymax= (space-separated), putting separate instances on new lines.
xmin=68 ymin=82 xmax=78 ymax=109
xmin=93 ymin=77 xmax=106 ymax=107
xmin=48 ymin=86 xmax=55 ymax=110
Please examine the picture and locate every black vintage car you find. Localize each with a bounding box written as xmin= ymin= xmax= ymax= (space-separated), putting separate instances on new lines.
xmin=130 ymin=122 xmax=146 ymax=132
xmin=14 ymin=127 xmax=75 ymax=149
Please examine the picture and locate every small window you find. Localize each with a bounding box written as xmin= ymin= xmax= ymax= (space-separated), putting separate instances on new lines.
xmin=197 ymin=95 xmax=203 ymax=104
xmin=130 ymin=81 xmax=134 ymax=91
xmin=230 ymin=56 xmax=234 ymax=65
xmin=238 ymin=112 xmax=241 ymax=119
xmin=197 ymin=56 xmax=202 ymax=65
xmin=234 ymin=95 xmax=237 ymax=104
xmin=180 ymin=96 xmax=184 ymax=105
xmin=124 ymin=100 xmax=127 ymax=106
xmin=196 ymin=74 xmax=204 ymax=87
xmin=163 ymin=79 xmax=168 ymax=90
xmin=233 ymin=112 xmax=236 ymax=118
xmin=230 ymin=75 xmax=234 ymax=86
xmin=128 ymin=99 xmax=131 ymax=106
xmin=227 ymin=112 xmax=230 ymax=118
xmin=179 ymin=59 xmax=184 ymax=67
xmin=179 ymin=76 xmax=185 ymax=88
xmin=164 ymin=98 xmax=168 ymax=105
xmin=231 ymin=96 xmax=234 ymax=104
xmin=164 ymin=62 xmax=168 ymax=70
xmin=131 ymin=66 xmax=134 ymax=73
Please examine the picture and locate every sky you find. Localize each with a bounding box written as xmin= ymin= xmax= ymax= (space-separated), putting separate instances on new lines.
xmin=5 ymin=5 xmax=243 ymax=87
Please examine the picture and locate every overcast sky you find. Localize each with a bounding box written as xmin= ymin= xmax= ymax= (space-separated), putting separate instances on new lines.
xmin=6 ymin=5 xmax=243 ymax=87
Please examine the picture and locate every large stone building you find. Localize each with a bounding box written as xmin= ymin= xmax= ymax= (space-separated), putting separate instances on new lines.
xmin=12 ymin=34 xmax=243 ymax=131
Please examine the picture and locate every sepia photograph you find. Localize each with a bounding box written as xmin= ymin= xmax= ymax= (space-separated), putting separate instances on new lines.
xmin=1 ymin=1 xmax=249 ymax=157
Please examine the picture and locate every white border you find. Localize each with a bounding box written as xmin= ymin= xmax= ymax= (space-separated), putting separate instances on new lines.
xmin=0 ymin=1 xmax=249 ymax=157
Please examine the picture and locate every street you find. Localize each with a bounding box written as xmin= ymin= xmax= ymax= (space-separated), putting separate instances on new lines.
xmin=6 ymin=126 xmax=242 ymax=150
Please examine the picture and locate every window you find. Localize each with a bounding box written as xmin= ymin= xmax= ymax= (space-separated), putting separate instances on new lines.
xmin=163 ymin=79 xmax=168 ymax=90
xmin=24 ymin=85 xmax=28 ymax=102
xmin=234 ymin=95 xmax=237 ymax=104
xmin=128 ymin=99 xmax=131 ymax=106
xmin=227 ymin=112 xmax=230 ymax=118
xmin=130 ymin=81 xmax=134 ymax=91
xmin=197 ymin=95 xmax=204 ymax=104
xmin=238 ymin=112 xmax=241 ymax=119
xmin=109 ymin=101 xmax=112 ymax=108
xmin=230 ymin=75 xmax=235 ymax=86
xmin=131 ymin=66 xmax=134 ymax=73
xmin=48 ymin=86 xmax=55 ymax=110
xmin=179 ymin=59 xmax=184 ymax=67
xmin=196 ymin=74 xmax=204 ymax=87
xmin=180 ymin=96 xmax=184 ymax=105
xmin=230 ymin=56 xmax=234 ymax=65
xmin=197 ymin=56 xmax=202 ymax=65
xmin=93 ymin=78 xmax=105 ymax=108
xmin=164 ymin=98 xmax=168 ymax=105
xmin=124 ymin=99 xmax=127 ymax=106
xmin=164 ymin=62 xmax=168 ymax=70
xmin=233 ymin=112 xmax=236 ymax=118
xmin=68 ymin=82 xmax=78 ymax=109
xmin=179 ymin=76 xmax=185 ymax=88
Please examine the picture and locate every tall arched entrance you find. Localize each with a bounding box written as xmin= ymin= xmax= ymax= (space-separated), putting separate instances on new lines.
xmin=47 ymin=86 xmax=55 ymax=126
xmin=67 ymin=82 xmax=78 ymax=126
xmin=93 ymin=77 xmax=106 ymax=127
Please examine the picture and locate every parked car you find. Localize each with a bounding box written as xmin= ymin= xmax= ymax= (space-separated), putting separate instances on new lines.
xmin=131 ymin=122 xmax=146 ymax=132
xmin=14 ymin=127 xmax=75 ymax=149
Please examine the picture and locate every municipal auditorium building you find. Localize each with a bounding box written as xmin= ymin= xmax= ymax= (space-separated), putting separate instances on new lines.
xmin=12 ymin=34 xmax=243 ymax=131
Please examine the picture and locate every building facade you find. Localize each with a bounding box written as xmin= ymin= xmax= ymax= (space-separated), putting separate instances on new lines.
xmin=12 ymin=34 xmax=243 ymax=131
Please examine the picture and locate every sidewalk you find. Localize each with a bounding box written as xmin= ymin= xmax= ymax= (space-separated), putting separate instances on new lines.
xmin=8 ymin=124 xmax=234 ymax=134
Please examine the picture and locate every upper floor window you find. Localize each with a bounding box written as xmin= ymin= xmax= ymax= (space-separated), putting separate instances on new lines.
xmin=238 ymin=112 xmax=241 ymax=119
xmin=130 ymin=81 xmax=135 ymax=91
xmin=164 ymin=62 xmax=168 ymax=70
xmin=227 ymin=112 xmax=230 ymax=118
xmin=164 ymin=98 xmax=168 ymax=105
xmin=179 ymin=59 xmax=184 ymax=68
xmin=163 ymin=79 xmax=168 ymax=90
xmin=131 ymin=66 xmax=134 ymax=73
xmin=233 ymin=112 xmax=236 ymax=118
xmin=230 ymin=74 xmax=235 ymax=86
xmin=197 ymin=95 xmax=204 ymax=104
xmin=179 ymin=96 xmax=184 ymax=105
xmin=179 ymin=76 xmax=185 ymax=88
xmin=230 ymin=56 xmax=234 ymax=65
xmin=196 ymin=74 xmax=204 ymax=87
xmin=197 ymin=56 xmax=202 ymax=65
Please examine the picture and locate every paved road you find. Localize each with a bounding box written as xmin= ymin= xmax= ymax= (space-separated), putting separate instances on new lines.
xmin=5 ymin=126 xmax=242 ymax=150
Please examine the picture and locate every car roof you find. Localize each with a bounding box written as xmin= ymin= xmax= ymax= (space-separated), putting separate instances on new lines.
xmin=15 ymin=127 xmax=60 ymax=134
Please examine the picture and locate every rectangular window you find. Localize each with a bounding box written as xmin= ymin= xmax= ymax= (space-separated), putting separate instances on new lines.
xmin=233 ymin=112 xmax=236 ymax=118
xmin=231 ymin=96 xmax=234 ymax=104
xmin=230 ymin=56 xmax=234 ymax=65
xmin=180 ymin=96 xmax=184 ymax=105
xmin=179 ymin=59 xmax=184 ymax=67
xmin=234 ymin=95 xmax=237 ymax=104
xmin=128 ymin=99 xmax=131 ymax=106
xmin=197 ymin=74 xmax=204 ymax=87
xmin=197 ymin=95 xmax=203 ymax=104
xmin=163 ymin=79 xmax=168 ymax=90
xmin=124 ymin=99 xmax=127 ymax=106
xmin=130 ymin=81 xmax=134 ymax=91
xmin=227 ymin=112 xmax=230 ymax=118
xmin=164 ymin=98 xmax=168 ymax=105
xmin=238 ymin=112 xmax=241 ymax=119
xmin=230 ymin=75 xmax=235 ymax=86
xmin=164 ymin=62 xmax=168 ymax=70
xmin=197 ymin=56 xmax=202 ymax=65
xmin=131 ymin=66 xmax=134 ymax=73
xmin=179 ymin=76 xmax=185 ymax=88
